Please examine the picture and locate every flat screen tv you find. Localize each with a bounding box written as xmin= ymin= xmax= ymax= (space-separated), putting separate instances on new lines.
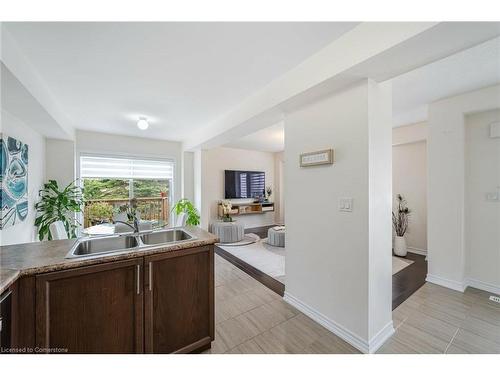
xmin=224 ymin=170 xmax=265 ymax=199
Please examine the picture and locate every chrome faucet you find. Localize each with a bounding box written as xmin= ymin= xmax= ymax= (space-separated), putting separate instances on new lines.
xmin=113 ymin=218 xmax=140 ymax=234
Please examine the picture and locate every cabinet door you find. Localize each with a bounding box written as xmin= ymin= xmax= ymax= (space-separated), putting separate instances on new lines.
xmin=36 ymin=259 xmax=144 ymax=353
xmin=144 ymin=246 xmax=214 ymax=353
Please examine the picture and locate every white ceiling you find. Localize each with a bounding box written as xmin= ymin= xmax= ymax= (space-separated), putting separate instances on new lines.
xmin=1 ymin=63 xmax=68 ymax=139
xmin=226 ymin=36 xmax=500 ymax=152
xmin=392 ymin=36 xmax=500 ymax=126
xmin=3 ymin=22 xmax=358 ymax=141
xmin=227 ymin=122 xmax=284 ymax=152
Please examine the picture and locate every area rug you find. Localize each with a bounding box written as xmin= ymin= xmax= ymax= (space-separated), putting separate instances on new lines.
xmin=392 ymin=256 xmax=414 ymax=275
xmin=217 ymin=236 xmax=285 ymax=283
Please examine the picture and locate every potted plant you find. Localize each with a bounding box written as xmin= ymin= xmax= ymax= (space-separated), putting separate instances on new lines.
xmin=265 ymin=186 xmax=272 ymax=202
xmin=219 ymin=200 xmax=233 ymax=222
xmin=172 ymin=198 xmax=201 ymax=226
xmin=392 ymin=194 xmax=411 ymax=257
xmin=34 ymin=180 xmax=84 ymax=241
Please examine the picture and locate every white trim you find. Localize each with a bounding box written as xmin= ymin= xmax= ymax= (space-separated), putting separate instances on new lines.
xmin=465 ymin=278 xmax=500 ymax=295
xmin=407 ymin=246 xmax=427 ymax=256
xmin=368 ymin=321 xmax=395 ymax=354
xmin=283 ymin=292 xmax=393 ymax=354
xmin=426 ymin=274 xmax=466 ymax=292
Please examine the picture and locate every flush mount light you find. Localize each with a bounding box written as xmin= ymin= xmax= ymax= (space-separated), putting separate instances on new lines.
xmin=137 ymin=117 xmax=149 ymax=130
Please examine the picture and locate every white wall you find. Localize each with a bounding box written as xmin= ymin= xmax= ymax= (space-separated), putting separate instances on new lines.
xmin=274 ymin=151 xmax=285 ymax=224
xmin=427 ymin=84 xmax=500 ymax=293
xmin=392 ymin=122 xmax=428 ymax=253
xmin=75 ymin=130 xmax=183 ymax=206
xmin=1 ymin=110 xmax=46 ymax=245
xmin=465 ymin=109 xmax=500 ymax=292
xmin=198 ymin=147 xmax=276 ymax=230
xmin=45 ymin=138 xmax=75 ymax=188
xmin=182 ymin=151 xmax=195 ymax=202
xmin=284 ymin=80 xmax=393 ymax=353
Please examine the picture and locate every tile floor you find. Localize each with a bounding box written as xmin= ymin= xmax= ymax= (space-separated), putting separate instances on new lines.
xmin=205 ymin=254 xmax=500 ymax=354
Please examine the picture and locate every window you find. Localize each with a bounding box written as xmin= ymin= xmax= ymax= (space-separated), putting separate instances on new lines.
xmin=80 ymin=155 xmax=173 ymax=228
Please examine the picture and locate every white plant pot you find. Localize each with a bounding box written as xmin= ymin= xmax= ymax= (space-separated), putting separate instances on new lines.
xmin=394 ymin=236 xmax=407 ymax=257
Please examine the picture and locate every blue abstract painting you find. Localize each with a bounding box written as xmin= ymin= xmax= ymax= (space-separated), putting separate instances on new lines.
xmin=0 ymin=135 xmax=29 ymax=229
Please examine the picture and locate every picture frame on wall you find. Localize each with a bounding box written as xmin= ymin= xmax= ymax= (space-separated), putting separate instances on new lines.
xmin=299 ymin=149 xmax=334 ymax=167
xmin=0 ymin=134 xmax=29 ymax=229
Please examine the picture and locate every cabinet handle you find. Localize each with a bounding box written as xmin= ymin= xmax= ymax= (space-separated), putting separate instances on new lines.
xmin=148 ymin=262 xmax=153 ymax=291
xmin=136 ymin=264 xmax=140 ymax=295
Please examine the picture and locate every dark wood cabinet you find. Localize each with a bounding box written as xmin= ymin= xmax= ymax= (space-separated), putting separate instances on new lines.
xmin=8 ymin=245 xmax=215 ymax=354
xmin=35 ymin=259 xmax=144 ymax=353
xmin=144 ymin=245 xmax=214 ymax=353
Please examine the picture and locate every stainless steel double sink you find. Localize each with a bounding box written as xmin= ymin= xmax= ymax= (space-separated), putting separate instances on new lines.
xmin=66 ymin=228 xmax=195 ymax=259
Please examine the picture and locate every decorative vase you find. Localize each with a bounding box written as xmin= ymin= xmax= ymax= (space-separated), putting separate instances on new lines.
xmin=394 ymin=236 xmax=407 ymax=257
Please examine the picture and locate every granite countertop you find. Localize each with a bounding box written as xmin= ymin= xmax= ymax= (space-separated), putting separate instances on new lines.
xmin=0 ymin=226 xmax=218 ymax=294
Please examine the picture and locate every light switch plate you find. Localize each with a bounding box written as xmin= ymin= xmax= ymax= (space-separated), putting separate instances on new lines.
xmin=339 ymin=198 xmax=353 ymax=212
xmin=486 ymin=192 xmax=500 ymax=202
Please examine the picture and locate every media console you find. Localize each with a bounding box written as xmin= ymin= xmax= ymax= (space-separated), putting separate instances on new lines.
xmin=218 ymin=202 xmax=274 ymax=217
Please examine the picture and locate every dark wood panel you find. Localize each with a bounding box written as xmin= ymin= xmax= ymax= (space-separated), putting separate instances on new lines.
xmin=36 ymin=259 xmax=144 ymax=353
xmin=144 ymin=246 xmax=214 ymax=353
xmin=12 ymin=276 xmax=36 ymax=350
xmin=392 ymin=252 xmax=427 ymax=309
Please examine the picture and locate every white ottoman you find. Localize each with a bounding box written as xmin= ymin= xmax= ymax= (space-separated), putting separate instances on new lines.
xmin=268 ymin=226 xmax=285 ymax=247
xmin=210 ymin=221 xmax=244 ymax=243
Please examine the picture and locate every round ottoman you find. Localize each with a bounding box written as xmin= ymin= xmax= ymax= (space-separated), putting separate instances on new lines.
xmin=267 ymin=226 xmax=285 ymax=247
xmin=210 ymin=221 xmax=244 ymax=243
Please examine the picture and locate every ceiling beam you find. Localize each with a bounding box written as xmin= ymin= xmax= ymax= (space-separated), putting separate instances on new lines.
xmin=184 ymin=22 xmax=500 ymax=151
xmin=1 ymin=25 xmax=75 ymax=140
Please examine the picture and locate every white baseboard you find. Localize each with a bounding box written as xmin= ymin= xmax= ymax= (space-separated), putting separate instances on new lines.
xmin=465 ymin=278 xmax=500 ymax=296
xmin=369 ymin=321 xmax=395 ymax=354
xmin=283 ymin=292 xmax=393 ymax=354
xmin=426 ymin=274 xmax=466 ymax=292
xmin=407 ymin=247 xmax=427 ymax=256
xmin=426 ymin=274 xmax=500 ymax=295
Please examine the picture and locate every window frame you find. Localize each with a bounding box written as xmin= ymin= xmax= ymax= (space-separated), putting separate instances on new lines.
xmin=77 ymin=152 xmax=176 ymax=232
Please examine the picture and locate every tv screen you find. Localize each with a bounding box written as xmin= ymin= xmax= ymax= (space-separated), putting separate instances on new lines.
xmin=225 ymin=170 xmax=265 ymax=199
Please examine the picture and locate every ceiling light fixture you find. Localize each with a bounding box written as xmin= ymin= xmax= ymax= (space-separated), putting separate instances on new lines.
xmin=137 ymin=117 xmax=149 ymax=130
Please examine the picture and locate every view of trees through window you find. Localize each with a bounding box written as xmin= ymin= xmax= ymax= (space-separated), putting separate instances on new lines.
xmin=83 ymin=178 xmax=170 ymax=227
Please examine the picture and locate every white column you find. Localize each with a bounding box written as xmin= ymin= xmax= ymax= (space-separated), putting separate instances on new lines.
xmin=284 ymin=79 xmax=393 ymax=353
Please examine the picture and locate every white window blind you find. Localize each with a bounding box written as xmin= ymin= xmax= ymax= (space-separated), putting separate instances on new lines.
xmin=80 ymin=155 xmax=173 ymax=179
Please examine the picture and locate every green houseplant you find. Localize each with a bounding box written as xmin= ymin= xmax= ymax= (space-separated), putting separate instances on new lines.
xmin=35 ymin=180 xmax=84 ymax=240
xmin=171 ymin=198 xmax=200 ymax=226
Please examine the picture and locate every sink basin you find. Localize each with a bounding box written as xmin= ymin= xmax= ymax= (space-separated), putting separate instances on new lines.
xmin=66 ymin=228 xmax=196 ymax=259
xmin=68 ymin=235 xmax=139 ymax=258
xmin=140 ymin=229 xmax=193 ymax=245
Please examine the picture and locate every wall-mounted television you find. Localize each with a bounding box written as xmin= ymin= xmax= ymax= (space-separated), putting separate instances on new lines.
xmin=224 ymin=170 xmax=265 ymax=199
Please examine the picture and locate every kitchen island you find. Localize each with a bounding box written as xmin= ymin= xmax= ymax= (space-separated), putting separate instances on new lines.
xmin=0 ymin=226 xmax=217 ymax=354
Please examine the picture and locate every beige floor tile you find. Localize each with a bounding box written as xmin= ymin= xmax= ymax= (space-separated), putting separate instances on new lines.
xmin=252 ymin=330 xmax=305 ymax=354
xmin=227 ymin=339 xmax=265 ymax=354
xmin=266 ymin=314 xmax=327 ymax=350
xmin=448 ymin=328 xmax=500 ymax=354
xmin=215 ymin=314 xmax=262 ymax=351
xmin=390 ymin=320 xmax=450 ymax=353
xmin=303 ymin=332 xmax=360 ymax=354
xmin=215 ymin=290 xmax=269 ymax=324
xmin=404 ymin=309 xmax=459 ymax=343
xmin=416 ymin=299 xmax=468 ymax=327
xmin=376 ymin=337 xmax=419 ymax=354
xmin=247 ymin=284 xmax=281 ymax=303
xmin=267 ymin=299 xmax=300 ymax=318
xmin=460 ymin=315 xmax=500 ymax=344
xmin=468 ymin=303 xmax=500 ymax=327
xmin=240 ymin=302 xmax=294 ymax=333
xmin=212 ymin=255 xmax=500 ymax=355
